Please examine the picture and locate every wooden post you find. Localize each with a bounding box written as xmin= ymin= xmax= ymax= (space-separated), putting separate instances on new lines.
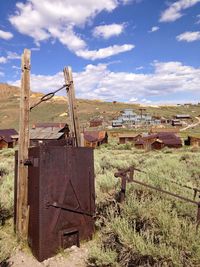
xmin=16 ymin=49 xmax=31 ymax=238
xmin=63 ymin=66 xmax=81 ymax=147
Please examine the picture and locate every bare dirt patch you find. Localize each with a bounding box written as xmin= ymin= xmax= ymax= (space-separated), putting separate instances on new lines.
xmin=7 ymin=245 xmax=88 ymax=267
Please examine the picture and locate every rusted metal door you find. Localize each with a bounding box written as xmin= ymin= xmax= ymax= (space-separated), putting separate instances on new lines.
xmin=15 ymin=144 xmax=95 ymax=261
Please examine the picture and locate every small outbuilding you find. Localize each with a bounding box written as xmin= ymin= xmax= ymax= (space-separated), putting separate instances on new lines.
xmin=83 ymin=131 xmax=108 ymax=148
xmin=151 ymin=139 xmax=165 ymax=150
xmin=112 ymin=120 xmax=123 ymax=128
xmin=33 ymin=123 xmax=70 ymax=138
xmin=0 ymin=129 xmax=18 ymax=149
xmin=118 ymin=133 xmax=142 ymax=144
xmin=135 ymin=132 xmax=182 ymax=150
xmin=89 ymin=118 xmax=103 ymax=127
xmin=185 ymin=136 xmax=200 ymax=147
xmin=149 ymin=127 xmax=179 ymax=133
xmin=172 ymin=119 xmax=182 ymax=127
xmin=175 ymin=114 xmax=191 ymax=119
xmin=30 ymin=127 xmax=66 ymax=146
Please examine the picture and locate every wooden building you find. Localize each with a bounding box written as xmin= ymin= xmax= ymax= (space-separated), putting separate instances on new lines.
xmin=172 ymin=119 xmax=182 ymax=127
xmin=89 ymin=119 xmax=103 ymax=127
xmin=30 ymin=127 xmax=65 ymax=146
xmin=33 ymin=123 xmax=70 ymax=138
xmin=175 ymin=114 xmax=191 ymax=119
xmin=83 ymin=131 xmax=108 ymax=148
xmin=118 ymin=133 xmax=142 ymax=144
xmin=135 ymin=132 xmax=182 ymax=150
xmin=151 ymin=139 xmax=165 ymax=150
xmin=0 ymin=129 xmax=18 ymax=149
xmin=185 ymin=136 xmax=200 ymax=147
xmin=149 ymin=127 xmax=179 ymax=133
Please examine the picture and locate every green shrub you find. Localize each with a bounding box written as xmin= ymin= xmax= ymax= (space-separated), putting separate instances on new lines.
xmin=0 ymin=174 xmax=14 ymax=215
xmin=91 ymin=146 xmax=200 ymax=266
xmin=0 ymin=162 xmax=9 ymax=176
xmin=0 ymin=219 xmax=17 ymax=263
xmin=0 ymin=149 xmax=16 ymax=262
xmin=116 ymin=143 xmax=132 ymax=150
xmin=87 ymin=243 xmax=118 ymax=267
xmin=0 ymin=148 xmax=15 ymax=157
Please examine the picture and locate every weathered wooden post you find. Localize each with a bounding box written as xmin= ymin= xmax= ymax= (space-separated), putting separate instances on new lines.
xmin=16 ymin=49 xmax=31 ymax=238
xmin=114 ymin=166 xmax=143 ymax=203
xmin=63 ymin=66 xmax=81 ymax=147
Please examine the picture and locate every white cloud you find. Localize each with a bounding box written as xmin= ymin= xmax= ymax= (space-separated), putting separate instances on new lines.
xmin=76 ymin=44 xmax=135 ymax=60
xmin=0 ymin=52 xmax=21 ymax=65
xmin=48 ymin=25 xmax=86 ymax=51
xmin=9 ymin=0 xmax=134 ymax=60
xmin=149 ymin=26 xmax=160 ymax=33
xmin=176 ymin=31 xmax=200 ymax=42
xmin=0 ymin=57 xmax=7 ymax=64
xmin=0 ymin=29 xmax=13 ymax=40
xmin=135 ymin=66 xmax=144 ymax=70
xmin=93 ymin=23 xmax=125 ymax=39
xmin=0 ymin=51 xmax=23 ymax=66
xmin=12 ymin=65 xmax=21 ymax=70
xmin=121 ymin=0 xmax=142 ymax=3
xmin=160 ymin=0 xmax=200 ymax=22
xmin=141 ymin=98 xmax=152 ymax=104
xmin=11 ymin=61 xmax=200 ymax=103
xmin=30 ymin=47 xmax=40 ymax=51
xmin=0 ymin=71 xmax=5 ymax=77
xmin=7 ymin=51 xmax=21 ymax=60
xmin=129 ymin=97 xmax=138 ymax=102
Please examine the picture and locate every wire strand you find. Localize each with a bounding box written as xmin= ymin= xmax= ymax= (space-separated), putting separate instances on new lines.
xmin=30 ymin=84 xmax=68 ymax=111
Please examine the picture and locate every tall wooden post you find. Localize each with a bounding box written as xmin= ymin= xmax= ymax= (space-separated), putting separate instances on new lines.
xmin=63 ymin=66 xmax=81 ymax=147
xmin=16 ymin=49 xmax=31 ymax=238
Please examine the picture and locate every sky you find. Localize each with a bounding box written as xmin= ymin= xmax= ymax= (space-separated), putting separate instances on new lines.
xmin=0 ymin=0 xmax=200 ymax=104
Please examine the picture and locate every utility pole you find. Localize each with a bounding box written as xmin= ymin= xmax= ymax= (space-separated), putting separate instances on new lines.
xmin=139 ymin=108 xmax=146 ymax=120
xmin=16 ymin=49 xmax=31 ymax=238
xmin=63 ymin=66 xmax=81 ymax=147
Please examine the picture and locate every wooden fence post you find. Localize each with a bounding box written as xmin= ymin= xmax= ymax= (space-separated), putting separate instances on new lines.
xmin=16 ymin=49 xmax=31 ymax=239
xmin=63 ymin=66 xmax=81 ymax=147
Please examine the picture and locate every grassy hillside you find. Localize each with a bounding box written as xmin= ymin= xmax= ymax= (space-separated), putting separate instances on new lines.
xmin=0 ymin=83 xmax=200 ymax=136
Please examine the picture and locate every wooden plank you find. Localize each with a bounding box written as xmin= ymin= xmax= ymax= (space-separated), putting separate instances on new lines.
xmin=63 ymin=66 xmax=81 ymax=147
xmin=16 ymin=49 xmax=31 ymax=238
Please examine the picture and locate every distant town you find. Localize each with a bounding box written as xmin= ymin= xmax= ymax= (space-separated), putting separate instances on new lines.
xmin=1 ymin=107 xmax=200 ymax=151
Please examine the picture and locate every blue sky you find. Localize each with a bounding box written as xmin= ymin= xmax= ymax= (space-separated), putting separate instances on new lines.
xmin=0 ymin=0 xmax=200 ymax=104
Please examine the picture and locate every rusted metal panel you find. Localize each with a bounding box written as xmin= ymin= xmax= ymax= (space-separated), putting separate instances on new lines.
xmin=15 ymin=144 xmax=95 ymax=262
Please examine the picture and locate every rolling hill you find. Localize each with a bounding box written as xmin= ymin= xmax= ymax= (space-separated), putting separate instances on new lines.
xmin=0 ymin=83 xmax=200 ymax=136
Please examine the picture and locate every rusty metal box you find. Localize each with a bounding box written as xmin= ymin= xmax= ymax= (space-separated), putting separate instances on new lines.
xmin=15 ymin=144 xmax=95 ymax=262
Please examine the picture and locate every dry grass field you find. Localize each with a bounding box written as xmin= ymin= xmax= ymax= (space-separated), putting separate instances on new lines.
xmin=0 ymin=143 xmax=200 ymax=266
xmin=87 ymin=142 xmax=200 ymax=266
xmin=1 ymin=83 xmax=200 ymax=266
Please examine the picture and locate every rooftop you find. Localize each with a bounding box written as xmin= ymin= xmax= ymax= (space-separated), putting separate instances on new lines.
xmin=30 ymin=128 xmax=64 ymax=140
xmin=0 ymin=129 xmax=18 ymax=143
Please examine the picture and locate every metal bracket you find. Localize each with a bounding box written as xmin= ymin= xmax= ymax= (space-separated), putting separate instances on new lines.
xmin=24 ymin=159 xmax=33 ymax=166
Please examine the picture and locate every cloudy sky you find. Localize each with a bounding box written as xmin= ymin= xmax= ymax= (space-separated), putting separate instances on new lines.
xmin=0 ymin=0 xmax=200 ymax=104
